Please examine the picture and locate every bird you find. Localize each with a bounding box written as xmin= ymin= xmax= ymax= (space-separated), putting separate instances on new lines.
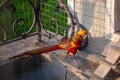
xmin=9 ymin=29 xmax=88 ymax=67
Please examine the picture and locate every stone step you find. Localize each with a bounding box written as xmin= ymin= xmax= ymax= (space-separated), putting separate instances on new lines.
xmin=110 ymin=32 xmax=120 ymax=43
xmin=77 ymin=51 xmax=119 ymax=79
xmin=0 ymin=33 xmax=61 ymax=60
xmin=58 ymin=60 xmax=89 ymax=80
xmin=58 ymin=60 xmax=103 ymax=80
xmin=94 ymin=64 xmax=111 ymax=78
xmin=102 ymin=44 xmax=120 ymax=64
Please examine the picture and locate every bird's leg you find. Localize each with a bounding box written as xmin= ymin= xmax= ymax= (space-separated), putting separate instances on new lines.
xmin=72 ymin=54 xmax=78 ymax=68
xmin=63 ymin=52 xmax=78 ymax=68
xmin=62 ymin=51 xmax=70 ymax=61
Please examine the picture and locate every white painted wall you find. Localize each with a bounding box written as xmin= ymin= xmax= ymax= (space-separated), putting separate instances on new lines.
xmin=115 ymin=0 xmax=120 ymax=32
xmin=74 ymin=0 xmax=115 ymax=38
xmin=67 ymin=0 xmax=119 ymax=54
xmin=105 ymin=0 xmax=115 ymax=39
xmin=67 ymin=0 xmax=74 ymax=24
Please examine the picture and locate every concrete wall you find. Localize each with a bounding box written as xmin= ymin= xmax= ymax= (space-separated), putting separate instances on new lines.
xmin=68 ymin=0 xmax=119 ymax=54
xmin=115 ymin=0 xmax=120 ymax=32
xmin=74 ymin=0 xmax=115 ymax=38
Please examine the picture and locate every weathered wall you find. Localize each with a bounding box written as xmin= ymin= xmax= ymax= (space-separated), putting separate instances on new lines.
xmin=115 ymin=0 xmax=120 ymax=32
xmin=74 ymin=0 xmax=115 ymax=38
xmin=71 ymin=0 xmax=116 ymax=53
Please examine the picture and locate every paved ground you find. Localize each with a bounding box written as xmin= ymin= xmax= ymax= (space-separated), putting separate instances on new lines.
xmin=0 ymin=34 xmax=119 ymax=80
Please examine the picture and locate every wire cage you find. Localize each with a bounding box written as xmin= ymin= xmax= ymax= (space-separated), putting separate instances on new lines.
xmin=0 ymin=0 xmax=68 ymax=45
xmin=75 ymin=0 xmax=109 ymax=38
xmin=40 ymin=0 xmax=68 ymax=36
xmin=0 ymin=0 xmax=116 ymax=45
xmin=0 ymin=0 xmax=120 ymax=79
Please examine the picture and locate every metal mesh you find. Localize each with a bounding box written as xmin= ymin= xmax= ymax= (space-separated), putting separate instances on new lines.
xmin=0 ymin=0 xmax=35 ymax=40
xmin=0 ymin=0 xmax=119 ymax=44
xmin=0 ymin=0 xmax=68 ymax=44
xmin=74 ymin=0 xmax=114 ymax=39
xmin=40 ymin=0 xmax=67 ymax=36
